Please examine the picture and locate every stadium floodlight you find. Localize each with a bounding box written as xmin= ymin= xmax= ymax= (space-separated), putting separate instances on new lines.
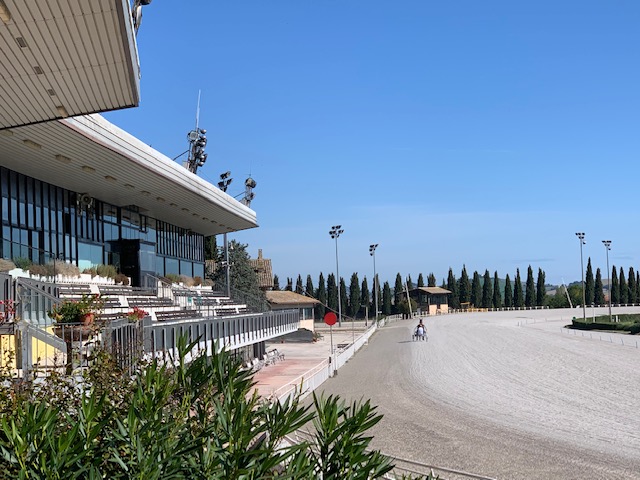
xmin=576 ymin=232 xmax=586 ymax=322
xmin=602 ymin=240 xmax=612 ymax=323
xmin=329 ymin=226 xmax=345 ymax=327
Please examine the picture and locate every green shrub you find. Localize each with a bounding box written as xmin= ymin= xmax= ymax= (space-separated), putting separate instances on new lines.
xmin=12 ymin=257 xmax=31 ymax=270
xmin=630 ymin=324 xmax=640 ymax=335
xmin=83 ymin=267 xmax=98 ymax=277
xmin=0 ymin=336 xmax=407 ymax=479
xmin=96 ymin=264 xmax=117 ymax=279
xmin=164 ymin=273 xmax=181 ymax=284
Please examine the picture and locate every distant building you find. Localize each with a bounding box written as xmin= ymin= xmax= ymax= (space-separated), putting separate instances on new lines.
xmin=266 ymin=290 xmax=317 ymax=332
xmin=248 ymin=249 xmax=273 ymax=291
xmin=405 ymin=287 xmax=452 ymax=315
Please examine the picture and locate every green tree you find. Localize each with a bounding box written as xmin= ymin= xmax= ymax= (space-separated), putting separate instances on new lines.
xmin=427 ymin=273 xmax=437 ymax=287
xmin=514 ymin=269 xmax=524 ymax=308
xmin=594 ymin=268 xmax=605 ymax=305
xmin=545 ymin=286 xmax=570 ymax=308
xmin=628 ymin=267 xmax=636 ymax=304
xmin=619 ymin=267 xmax=628 ymax=304
xmin=447 ymin=268 xmax=459 ymax=309
xmin=417 ymin=273 xmax=425 ymax=287
xmin=327 ymin=273 xmax=337 ymax=314
xmin=584 ymin=258 xmax=594 ymax=305
xmin=482 ymin=270 xmax=492 ymax=308
xmin=295 ymin=274 xmax=304 ymax=294
xmin=636 ymin=271 xmax=640 ymax=304
xmin=492 ymin=271 xmax=502 ymax=309
xmin=211 ymin=240 xmax=264 ymax=302
xmin=406 ymin=275 xmax=413 ymax=290
xmin=340 ymin=277 xmax=348 ymax=323
xmin=285 ymin=277 xmax=293 ymax=291
xmin=273 ymin=274 xmax=281 ymax=291
xmin=525 ymin=265 xmax=535 ymax=308
xmin=349 ymin=272 xmax=361 ymax=317
xmin=382 ymin=281 xmax=392 ymax=316
xmin=360 ymin=277 xmax=370 ymax=319
xmin=611 ymin=266 xmax=619 ymax=304
xmin=459 ymin=266 xmax=471 ymax=306
xmin=316 ymin=273 xmax=327 ymax=320
xmin=504 ymin=274 xmax=513 ymax=307
xmin=305 ymin=275 xmax=314 ymax=298
xmin=471 ymin=271 xmax=481 ymax=307
xmin=536 ymin=268 xmax=546 ymax=306
xmin=204 ymin=235 xmax=218 ymax=260
xmin=393 ymin=273 xmax=404 ymax=314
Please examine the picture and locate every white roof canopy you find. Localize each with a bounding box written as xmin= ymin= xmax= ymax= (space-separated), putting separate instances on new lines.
xmin=0 ymin=0 xmax=140 ymax=129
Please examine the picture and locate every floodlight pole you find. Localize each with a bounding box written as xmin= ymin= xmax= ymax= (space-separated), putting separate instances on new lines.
xmin=369 ymin=244 xmax=379 ymax=324
xmin=603 ymin=240 xmax=612 ymax=323
xmin=329 ymin=226 xmax=344 ymax=327
xmin=576 ymin=232 xmax=586 ymax=322
xmin=218 ymin=172 xmax=233 ymax=297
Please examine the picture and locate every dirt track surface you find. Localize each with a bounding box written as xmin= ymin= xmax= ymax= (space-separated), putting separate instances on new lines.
xmin=314 ymin=308 xmax=640 ymax=479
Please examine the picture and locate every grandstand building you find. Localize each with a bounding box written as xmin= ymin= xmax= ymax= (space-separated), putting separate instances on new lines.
xmin=0 ymin=0 xmax=298 ymax=374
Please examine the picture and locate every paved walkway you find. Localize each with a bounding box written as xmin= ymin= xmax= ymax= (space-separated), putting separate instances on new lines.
xmin=251 ymin=322 xmax=369 ymax=399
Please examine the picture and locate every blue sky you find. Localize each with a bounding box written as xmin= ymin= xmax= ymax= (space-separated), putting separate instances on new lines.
xmin=105 ymin=1 xmax=640 ymax=288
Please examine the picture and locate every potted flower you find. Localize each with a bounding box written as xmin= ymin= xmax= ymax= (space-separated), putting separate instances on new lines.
xmin=126 ymin=306 xmax=148 ymax=323
xmin=49 ymin=294 xmax=105 ymax=341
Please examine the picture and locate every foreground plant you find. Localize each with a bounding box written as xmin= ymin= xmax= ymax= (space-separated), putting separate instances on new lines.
xmin=0 ymin=336 xmax=431 ymax=479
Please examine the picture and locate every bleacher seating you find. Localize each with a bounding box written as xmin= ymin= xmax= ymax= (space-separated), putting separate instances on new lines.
xmin=127 ymin=297 xmax=174 ymax=308
xmin=155 ymin=309 xmax=201 ymax=322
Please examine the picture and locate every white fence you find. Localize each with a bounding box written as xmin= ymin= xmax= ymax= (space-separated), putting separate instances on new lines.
xmin=275 ymin=320 xmax=381 ymax=404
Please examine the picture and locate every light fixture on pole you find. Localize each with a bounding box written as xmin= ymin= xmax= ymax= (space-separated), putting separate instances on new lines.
xmin=602 ymin=240 xmax=612 ymax=323
xmin=219 ymin=172 xmax=233 ymax=297
xmin=329 ymin=225 xmax=344 ymax=327
xmin=369 ymin=244 xmax=379 ymax=324
xmin=576 ymin=232 xmax=586 ymax=322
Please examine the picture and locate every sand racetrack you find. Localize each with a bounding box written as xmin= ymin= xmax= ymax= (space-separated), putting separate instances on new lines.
xmin=314 ymin=308 xmax=640 ymax=479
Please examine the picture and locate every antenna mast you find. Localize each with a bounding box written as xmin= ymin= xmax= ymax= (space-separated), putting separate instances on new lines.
xmin=186 ymin=90 xmax=208 ymax=174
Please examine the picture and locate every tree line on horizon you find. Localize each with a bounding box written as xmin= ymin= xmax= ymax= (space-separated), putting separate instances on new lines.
xmin=273 ymin=259 xmax=640 ymax=320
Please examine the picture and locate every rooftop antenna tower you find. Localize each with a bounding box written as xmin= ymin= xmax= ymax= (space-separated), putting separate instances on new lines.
xmin=185 ymin=90 xmax=208 ymax=174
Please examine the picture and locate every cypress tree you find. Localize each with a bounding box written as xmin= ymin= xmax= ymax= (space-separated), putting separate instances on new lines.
xmin=406 ymin=275 xmax=413 ymax=290
xmin=447 ymin=268 xmax=459 ymax=309
xmin=327 ymin=273 xmax=337 ymax=314
xmin=594 ymin=268 xmax=605 ymax=305
xmin=504 ymin=274 xmax=513 ymax=307
xmin=417 ymin=273 xmax=425 ymax=288
xmin=348 ymin=273 xmax=360 ymax=317
xmin=514 ymin=269 xmax=524 ymax=308
xmin=492 ymin=271 xmax=502 ymax=308
xmin=482 ymin=270 xmax=492 ymax=308
xmin=536 ymin=268 xmax=546 ymax=306
xmin=584 ymin=258 xmax=594 ymax=305
xmin=611 ymin=266 xmax=619 ymax=304
xmin=619 ymin=267 xmax=628 ymax=304
xmin=305 ymin=275 xmax=314 ymax=297
xmin=204 ymin=235 xmax=217 ymax=260
xmin=525 ymin=265 xmax=535 ymax=307
xmin=340 ymin=277 xmax=348 ymax=320
xmin=295 ymin=274 xmax=304 ymax=294
xmin=636 ymin=271 xmax=640 ymax=305
xmin=285 ymin=278 xmax=293 ymax=291
xmin=394 ymin=273 xmax=404 ymax=313
xmin=360 ymin=277 xmax=370 ymax=319
xmin=459 ymin=266 xmax=471 ymax=305
xmin=273 ymin=275 xmax=281 ymax=291
xmin=471 ymin=271 xmax=481 ymax=307
xmin=628 ymin=267 xmax=636 ymax=304
xmin=428 ymin=273 xmax=437 ymax=287
xmin=316 ymin=273 xmax=326 ymax=319
xmin=382 ymin=281 xmax=392 ymax=315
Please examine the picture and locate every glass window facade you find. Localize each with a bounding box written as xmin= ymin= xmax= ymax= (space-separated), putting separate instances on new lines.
xmin=0 ymin=166 xmax=206 ymax=281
